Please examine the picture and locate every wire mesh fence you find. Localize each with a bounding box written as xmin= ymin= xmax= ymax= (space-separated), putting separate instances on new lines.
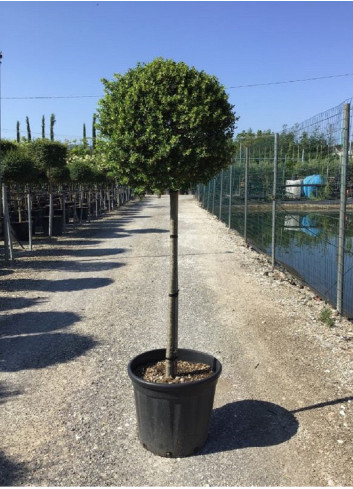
xmin=197 ymin=99 xmax=353 ymax=318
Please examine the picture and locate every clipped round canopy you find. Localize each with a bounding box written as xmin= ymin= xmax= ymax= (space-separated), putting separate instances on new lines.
xmin=98 ymin=58 xmax=236 ymax=192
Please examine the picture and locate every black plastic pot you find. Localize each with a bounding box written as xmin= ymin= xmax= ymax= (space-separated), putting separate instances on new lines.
xmin=128 ymin=348 xmax=222 ymax=458
xmin=11 ymin=221 xmax=34 ymax=241
xmin=42 ymin=216 xmax=63 ymax=236
xmin=77 ymin=206 xmax=89 ymax=221
xmin=32 ymin=209 xmax=44 ymax=232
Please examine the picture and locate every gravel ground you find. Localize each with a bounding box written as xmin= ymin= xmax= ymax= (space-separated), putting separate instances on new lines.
xmin=0 ymin=194 xmax=353 ymax=486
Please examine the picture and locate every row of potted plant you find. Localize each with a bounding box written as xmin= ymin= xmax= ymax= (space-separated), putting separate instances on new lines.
xmin=0 ymin=139 xmax=110 ymax=187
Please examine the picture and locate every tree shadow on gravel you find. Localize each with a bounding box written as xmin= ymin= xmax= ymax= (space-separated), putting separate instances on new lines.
xmin=201 ymin=400 xmax=299 ymax=455
xmin=1 ymin=277 xmax=114 ymax=293
xmin=0 ymin=310 xmax=97 ymax=373
xmin=0 ymin=450 xmax=27 ymax=486
xmin=0 ymin=269 xmax=13 ymax=277
xmin=202 ymin=396 xmax=353 ymax=455
xmin=0 ymin=311 xmax=80 ymax=336
xmin=1 ymin=326 xmax=97 ymax=373
xmin=0 ymin=297 xmax=46 ymax=311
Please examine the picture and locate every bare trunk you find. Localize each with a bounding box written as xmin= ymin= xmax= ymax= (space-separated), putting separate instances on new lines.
xmin=166 ymin=190 xmax=179 ymax=378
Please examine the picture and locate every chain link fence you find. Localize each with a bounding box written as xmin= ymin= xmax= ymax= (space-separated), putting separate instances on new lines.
xmin=197 ymin=99 xmax=353 ymax=318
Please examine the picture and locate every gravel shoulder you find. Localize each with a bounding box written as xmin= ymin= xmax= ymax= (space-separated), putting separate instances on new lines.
xmin=0 ymin=194 xmax=352 ymax=486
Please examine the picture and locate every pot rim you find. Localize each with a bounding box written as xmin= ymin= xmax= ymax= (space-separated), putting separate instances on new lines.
xmin=128 ymin=348 xmax=222 ymax=390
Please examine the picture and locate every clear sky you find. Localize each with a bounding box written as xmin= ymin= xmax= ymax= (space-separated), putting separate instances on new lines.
xmin=1 ymin=1 xmax=353 ymax=143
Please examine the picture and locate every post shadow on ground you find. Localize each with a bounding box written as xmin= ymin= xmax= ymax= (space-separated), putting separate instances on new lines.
xmin=0 ymin=382 xmax=22 ymax=405
xmin=9 ymin=258 xmax=124 ymax=273
xmin=0 ymin=450 xmax=27 ymax=486
xmin=128 ymin=228 xmax=169 ymax=234
xmin=19 ymin=246 xmax=125 ymax=258
xmin=54 ymin=226 xmax=130 ymax=240
xmin=201 ymin=395 xmax=353 ymax=455
xmin=54 ymin=239 xmax=102 ymax=247
xmin=119 ymin=215 xmax=151 ymax=220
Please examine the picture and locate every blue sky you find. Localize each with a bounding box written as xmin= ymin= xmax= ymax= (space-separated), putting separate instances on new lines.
xmin=1 ymin=1 xmax=353 ymax=143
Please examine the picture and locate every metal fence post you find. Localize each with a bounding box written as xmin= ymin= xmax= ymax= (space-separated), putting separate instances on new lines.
xmin=244 ymin=147 xmax=249 ymax=244
xmin=62 ymin=191 xmax=66 ymax=233
xmin=228 ymin=163 xmax=233 ymax=228
xmin=206 ymin=181 xmax=211 ymax=211
xmin=272 ymin=133 xmax=279 ymax=269
xmin=219 ymin=169 xmax=224 ymax=220
xmin=49 ymin=191 xmax=53 ymax=238
xmin=2 ymin=184 xmax=13 ymax=261
xmin=27 ymin=192 xmax=32 ymax=251
xmin=202 ymin=184 xmax=206 ymax=208
xmin=212 ymin=178 xmax=216 ymax=214
xmin=336 ymin=103 xmax=350 ymax=314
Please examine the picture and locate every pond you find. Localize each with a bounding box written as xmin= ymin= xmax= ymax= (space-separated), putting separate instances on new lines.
xmin=229 ymin=209 xmax=353 ymax=318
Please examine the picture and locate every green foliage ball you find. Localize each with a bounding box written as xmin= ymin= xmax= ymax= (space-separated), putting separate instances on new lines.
xmin=97 ymin=58 xmax=236 ymax=192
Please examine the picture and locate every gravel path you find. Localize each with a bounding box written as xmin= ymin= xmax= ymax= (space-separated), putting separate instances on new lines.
xmin=1 ymin=194 xmax=353 ymax=486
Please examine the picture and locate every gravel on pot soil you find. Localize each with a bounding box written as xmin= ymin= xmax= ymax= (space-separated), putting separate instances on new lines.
xmin=134 ymin=359 xmax=213 ymax=383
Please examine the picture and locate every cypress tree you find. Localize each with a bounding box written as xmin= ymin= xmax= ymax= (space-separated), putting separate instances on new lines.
xmin=16 ymin=121 xmax=20 ymax=143
xmin=50 ymin=113 xmax=56 ymax=141
xmin=83 ymin=123 xmax=87 ymax=149
xmin=92 ymin=114 xmax=97 ymax=150
xmin=42 ymin=115 xmax=45 ymax=139
xmin=26 ymin=116 xmax=32 ymax=142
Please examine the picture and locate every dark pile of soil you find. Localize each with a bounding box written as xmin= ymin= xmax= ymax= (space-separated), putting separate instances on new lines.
xmin=135 ymin=360 xmax=213 ymax=384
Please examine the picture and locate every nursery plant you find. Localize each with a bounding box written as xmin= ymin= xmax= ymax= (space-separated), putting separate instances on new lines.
xmin=1 ymin=144 xmax=42 ymax=185
xmin=97 ymin=57 xmax=236 ymax=456
xmin=29 ymin=139 xmax=69 ymax=236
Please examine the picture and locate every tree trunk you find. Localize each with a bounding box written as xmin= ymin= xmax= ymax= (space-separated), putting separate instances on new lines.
xmin=166 ymin=190 xmax=179 ymax=378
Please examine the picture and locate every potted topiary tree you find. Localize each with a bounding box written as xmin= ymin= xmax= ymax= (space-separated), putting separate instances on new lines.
xmin=1 ymin=144 xmax=43 ymax=241
xmin=97 ymin=58 xmax=236 ymax=457
xmin=68 ymin=157 xmax=98 ymax=222
xmin=29 ymin=139 xmax=69 ymax=236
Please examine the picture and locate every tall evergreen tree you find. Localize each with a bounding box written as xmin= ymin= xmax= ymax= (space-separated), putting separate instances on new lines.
xmin=42 ymin=115 xmax=45 ymax=139
xmin=50 ymin=113 xmax=56 ymax=141
xmin=16 ymin=121 xmax=20 ymax=143
xmin=92 ymin=114 xmax=97 ymax=150
xmin=26 ymin=116 xmax=32 ymax=142
xmin=83 ymin=123 xmax=87 ymax=149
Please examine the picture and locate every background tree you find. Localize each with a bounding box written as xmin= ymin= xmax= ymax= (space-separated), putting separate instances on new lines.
xmin=1 ymin=145 xmax=42 ymax=184
xmin=97 ymin=57 xmax=236 ymax=377
xmin=68 ymin=158 xmax=96 ymax=183
xmin=42 ymin=115 xmax=45 ymax=139
xmin=29 ymin=139 xmax=67 ymax=183
xmin=92 ymin=113 xmax=97 ymax=151
xmin=26 ymin=116 xmax=32 ymax=142
xmin=83 ymin=123 xmax=87 ymax=149
xmin=16 ymin=121 xmax=20 ymax=143
xmin=50 ymin=113 xmax=56 ymax=141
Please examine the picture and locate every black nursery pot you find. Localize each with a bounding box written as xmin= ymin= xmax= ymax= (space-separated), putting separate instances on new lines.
xmin=11 ymin=221 xmax=35 ymax=241
xmin=42 ymin=216 xmax=63 ymax=236
xmin=128 ymin=348 xmax=222 ymax=458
